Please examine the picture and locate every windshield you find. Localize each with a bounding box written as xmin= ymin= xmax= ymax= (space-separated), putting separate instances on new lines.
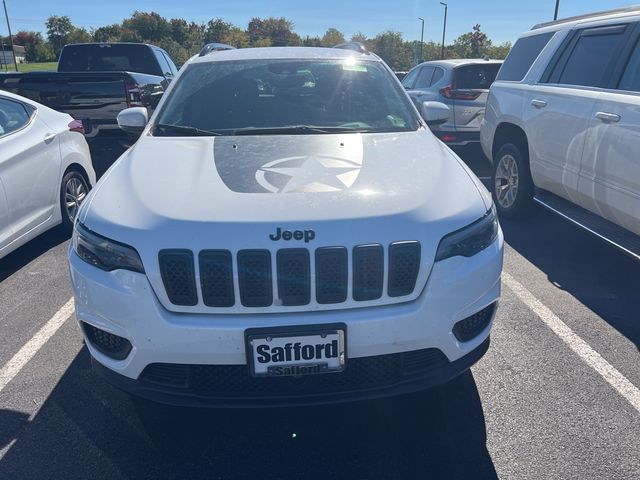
xmin=154 ymin=59 xmax=421 ymax=135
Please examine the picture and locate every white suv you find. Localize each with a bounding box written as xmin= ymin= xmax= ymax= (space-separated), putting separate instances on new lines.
xmin=69 ymin=45 xmax=503 ymax=407
xmin=481 ymin=7 xmax=640 ymax=258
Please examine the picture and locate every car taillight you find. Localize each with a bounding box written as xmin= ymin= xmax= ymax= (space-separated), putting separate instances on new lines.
xmin=68 ymin=119 xmax=85 ymax=134
xmin=439 ymin=85 xmax=483 ymax=100
xmin=440 ymin=134 xmax=457 ymax=143
xmin=125 ymin=82 xmax=144 ymax=107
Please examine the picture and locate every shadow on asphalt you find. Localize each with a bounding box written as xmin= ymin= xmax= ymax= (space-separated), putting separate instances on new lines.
xmin=499 ymin=210 xmax=640 ymax=349
xmin=0 ymin=348 xmax=498 ymax=480
xmin=0 ymin=409 xmax=29 ymax=450
xmin=0 ymin=226 xmax=69 ymax=284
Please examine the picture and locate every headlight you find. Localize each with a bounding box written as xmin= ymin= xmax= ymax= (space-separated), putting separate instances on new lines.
xmin=72 ymin=222 xmax=145 ymax=273
xmin=435 ymin=205 xmax=499 ymax=262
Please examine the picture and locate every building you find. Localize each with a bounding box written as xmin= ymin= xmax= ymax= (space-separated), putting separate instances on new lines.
xmin=0 ymin=45 xmax=26 ymax=65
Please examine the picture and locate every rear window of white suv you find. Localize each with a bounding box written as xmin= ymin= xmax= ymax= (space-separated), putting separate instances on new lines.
xmin=496 ymin=32 xmax=554 ymax=82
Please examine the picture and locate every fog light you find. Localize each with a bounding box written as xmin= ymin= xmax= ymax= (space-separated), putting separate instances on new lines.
xmin=81 ymin=322 xmax=132 ymax=360
xmin=452 ymin=303 xmax=497 ymax=342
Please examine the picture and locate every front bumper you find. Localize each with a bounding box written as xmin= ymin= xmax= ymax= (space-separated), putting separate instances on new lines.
xmin=69 ymin=231 xmax=502 ymax=405
xmin=92 ymin=337 xmax=490 ymax=407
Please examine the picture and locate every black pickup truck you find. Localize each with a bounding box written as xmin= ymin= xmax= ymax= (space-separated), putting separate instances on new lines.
xmin=0 ymin=43 xmax=177 ymax=140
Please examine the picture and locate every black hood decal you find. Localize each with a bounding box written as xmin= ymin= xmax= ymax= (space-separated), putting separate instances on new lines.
xmin=213 ymin=135 xmax=363 ymax=193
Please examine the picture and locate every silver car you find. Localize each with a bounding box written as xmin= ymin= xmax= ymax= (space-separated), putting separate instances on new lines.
xmin=402 ymin=59 xmax=502 ymax=146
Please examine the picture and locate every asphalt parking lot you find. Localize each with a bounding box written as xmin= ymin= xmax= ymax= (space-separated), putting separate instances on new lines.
xmin=0 ymin=142 xmax=639 ymax=480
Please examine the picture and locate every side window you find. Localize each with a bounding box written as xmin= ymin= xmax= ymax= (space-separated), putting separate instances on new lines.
xmin=550 ymin=26 xmax=627 ymax=88
xmin=0 ymin=98 xmax=32 ymax=137
xmin=401 ymin=68 xmax=420 ymax=89
xmin=153 ymin=49 xmax=173 ymax=77
xmin=496 ymin=32 xmax=553 ymax=81
xmin=162 ymin=51 xmax=178 ymax=75
xmin=618 ymin=38 xmax=640 ymax=91
xmin=414 ymin=66 xmax=435 ymax=89
xmin=431 ymin=67 xmax=445 ymax=85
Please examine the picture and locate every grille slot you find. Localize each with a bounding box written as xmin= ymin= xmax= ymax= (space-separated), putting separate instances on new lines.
xmin=276 ymin=249 xmax=310 ymax=306
xmin=388 ymin=241 xmax=421 ymax=297
xmin=158 ymin=249 xmax=197 ymax=306
xmin=238 ymin=250 xmax=273 ymax=307
xmin=199 ymin=250 xmax=235 ymax=307
xmin=353 ymin=244 xmax=384 ymax=301
xmin=315 ymin=247 xmax=348 ymax=304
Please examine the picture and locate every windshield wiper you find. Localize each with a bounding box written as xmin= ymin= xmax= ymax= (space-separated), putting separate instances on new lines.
xmin=231 ymin=125 xmax=367 ymax=135
xmin=153 ymin=123 xmax=222 ymax=137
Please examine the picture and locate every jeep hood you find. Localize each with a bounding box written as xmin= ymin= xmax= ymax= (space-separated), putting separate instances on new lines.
xmin=80 ymin=130 xmax=490 ymax=312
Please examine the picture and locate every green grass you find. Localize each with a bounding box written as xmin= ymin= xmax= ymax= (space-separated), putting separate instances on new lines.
xmin=7 ymin=62 xmax=58 ymax=72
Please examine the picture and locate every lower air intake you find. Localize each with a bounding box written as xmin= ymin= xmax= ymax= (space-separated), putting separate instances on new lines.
xmin=82 ymin=322 xmax=132 ymax=360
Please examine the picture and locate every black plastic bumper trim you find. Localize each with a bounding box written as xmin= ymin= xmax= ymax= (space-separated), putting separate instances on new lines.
xmin=90 ymin=337 xmax=490 ymax=408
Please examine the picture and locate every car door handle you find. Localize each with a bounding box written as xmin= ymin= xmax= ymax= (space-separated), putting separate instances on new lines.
xmin=44 ymin=133 xmax=57 ymax=143
xmin=531 ymin=99 xmax=547 ymax=108
xmin=595 ymin=112 xmax=621 ymax=123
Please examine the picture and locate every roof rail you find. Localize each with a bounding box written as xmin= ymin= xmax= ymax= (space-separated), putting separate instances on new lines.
xmin=333 ymin=41 xmax=369 ymax=54
xmin=532 ymin=5 xmax=640 ymax=30
xmin=199 ymin=43 xmax=236 ymax=57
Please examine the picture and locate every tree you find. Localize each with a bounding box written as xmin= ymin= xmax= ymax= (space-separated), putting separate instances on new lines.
xmin=222 ymin=28 xmax=250 ymax=48
xmin=321 ymin=28 xmax=345 ymax=47
xmin=122 ymin=11 xmax=171 ymax=42
xmin=92 ymin=24 xmax=124 ymax=43
xmin=46 ymin=15 xmax=74 ymax=57
xmin=351 ymin=32 xmax=369 ymax=43
xmin=451 ymin=24 xmax=490 ymax=58
xmin=13 ymin=31 xmax=50 ymax=62
xmin=370 ymin=31 xmax=413 ymax=71
xmin=204 ymin=18 xmax=234 ymax=43
xmin=247 ymin=17 xmax=300 ymax=46
xmin=486 ymin=42 xmax=511 ymax=59
xmin=302 ymin=36 xmax=322 ymax=47
xmin=68 ymin=27 xmax=92 ymax=45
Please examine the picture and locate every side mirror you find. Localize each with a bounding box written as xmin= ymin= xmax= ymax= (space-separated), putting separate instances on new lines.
xmin=420 ymin=101 xmax=450 ymax=126
xmin=117 ymin=107 xmax=148 ymax=134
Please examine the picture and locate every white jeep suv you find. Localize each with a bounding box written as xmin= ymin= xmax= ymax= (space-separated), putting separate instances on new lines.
xmin=69 ymin=45 xmax=503 ymax=406
xmin=481 ymin=7 xmax=640 ymax=258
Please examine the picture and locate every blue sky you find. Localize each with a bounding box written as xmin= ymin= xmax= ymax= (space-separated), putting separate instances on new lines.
xmin=1 ymin=0 xmax=636 ymax=44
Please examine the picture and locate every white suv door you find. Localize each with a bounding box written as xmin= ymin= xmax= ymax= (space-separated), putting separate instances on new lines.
xmin=525 ymin=24 xmax=632 ymax=205
xmin=579 ymin=28 xmax=640 ymax=236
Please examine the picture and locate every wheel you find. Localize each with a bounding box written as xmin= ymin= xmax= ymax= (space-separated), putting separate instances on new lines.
xmin=60 ymin=170 xmax=89 ymax=232
xmin=492 ymin=143 xmax=535 ymax=218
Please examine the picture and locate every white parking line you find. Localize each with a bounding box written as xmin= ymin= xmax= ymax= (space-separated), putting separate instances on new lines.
xmin=0 ymin=298 xmax=75 ymax=395
xmin=503 ymin=272 xmax=640 ymax=414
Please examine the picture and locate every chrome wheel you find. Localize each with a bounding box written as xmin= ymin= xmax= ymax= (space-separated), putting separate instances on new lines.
xmin=64 ymin=176 xmax=87 ymax=221
xmin=494 ymin=154 xmax=519 ymax=209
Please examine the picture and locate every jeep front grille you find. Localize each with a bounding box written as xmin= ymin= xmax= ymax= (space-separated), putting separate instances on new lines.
xmin=158 ymin=241 xmax=421 ymax=308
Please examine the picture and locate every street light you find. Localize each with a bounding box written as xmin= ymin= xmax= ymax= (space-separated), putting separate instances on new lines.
xmin=554 ymin=0 xmax=560 ymax=20
xmin=2 ymin=0 xmax=17 ymax=72
xmin=417 ymin=17 xmax=425 ymax=63
xmin=439 ymin=2 xmax=448 ymax=60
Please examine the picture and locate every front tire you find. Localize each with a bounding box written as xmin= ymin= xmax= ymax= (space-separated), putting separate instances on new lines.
xmin=60 ymin=170 xmax=89 ymax=233
xmin=492 ymin=143 xmax=535 ymax=218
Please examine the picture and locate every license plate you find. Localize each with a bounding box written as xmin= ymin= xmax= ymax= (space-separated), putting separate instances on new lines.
xmin=245 ymin=324 xmax=346 ymax=377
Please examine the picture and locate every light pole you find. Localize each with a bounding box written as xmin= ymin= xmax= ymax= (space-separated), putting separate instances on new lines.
xmin=554 ymin=0 xmax=560 ymax=20
xmin=2 ymin=0 xmax=17 ymax=72
xmin=439 ymin=2 xmax=448 ymax=60
xmin=418 ymin=17 xmax=425 ymax=63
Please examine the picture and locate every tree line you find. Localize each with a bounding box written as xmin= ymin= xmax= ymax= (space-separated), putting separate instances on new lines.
xmin=1 ymin=12 xmax=511 ymax=70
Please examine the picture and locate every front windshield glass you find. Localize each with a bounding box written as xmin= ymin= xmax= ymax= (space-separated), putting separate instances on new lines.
xmin=154 ymin=59 xmax=421 ymax=135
